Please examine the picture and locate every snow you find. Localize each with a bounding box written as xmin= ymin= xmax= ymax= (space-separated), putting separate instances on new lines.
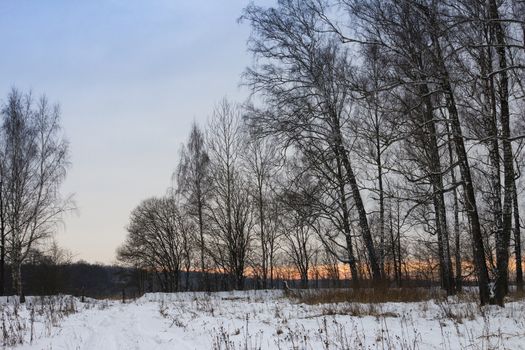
xmin=1 ymin=290 xmax=524 ymax=349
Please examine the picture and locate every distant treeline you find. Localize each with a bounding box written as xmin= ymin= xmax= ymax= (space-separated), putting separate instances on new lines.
xmin=1 ymin=262 xmax=133 ymax=298
xmin=12 ymin=261 xmax=466 ymax=298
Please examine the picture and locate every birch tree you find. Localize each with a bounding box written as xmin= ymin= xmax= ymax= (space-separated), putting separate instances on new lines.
xmin=207 ymin=99 xmax=254 ymax=290
xmin=176 ymin=122 xmax=211 ymax=290
xmin=242 ymin=0 xmax=383 ymax=285
xmin=1 ymin=89 xmax=70 ymax=301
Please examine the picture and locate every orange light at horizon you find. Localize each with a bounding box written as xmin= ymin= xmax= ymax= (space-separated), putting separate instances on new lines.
xmin=143 ymin=258 xmax=524 ymax=282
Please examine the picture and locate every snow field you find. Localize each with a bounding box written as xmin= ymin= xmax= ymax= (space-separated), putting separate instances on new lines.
xmin=1 ymin=290 xmax=524 ymax=349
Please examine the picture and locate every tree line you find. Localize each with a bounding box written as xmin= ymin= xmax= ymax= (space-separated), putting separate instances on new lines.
xmin=3 ymin=245 xmax=138 ymax=299
xmin=118 ymin=0 xmax=525 ymax=307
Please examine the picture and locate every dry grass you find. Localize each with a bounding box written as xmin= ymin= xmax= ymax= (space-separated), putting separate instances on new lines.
xmin=317 ymin=303 xmax=399 ymax=318
xmin=506 ymin=289 xmax=525 ymax=302
xmin=291 ymin=287 xmax=444 ymax=305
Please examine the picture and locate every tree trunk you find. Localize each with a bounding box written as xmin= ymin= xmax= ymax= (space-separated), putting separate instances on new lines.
xmin=236 ymin=269 xmax=245 ymax=291
xmin=301 ymin=272 xmax=308 ymax=289
xmin=443 ymin=92 xmax=491 ymax=304
xmin=197 ymin=193 xmax=208 ymax=291
xmin=0 ymin=180 xmax=4 ymax=296
xmin=513 ymin=178 xmax=523 ymax=291
xmin=490 ymin=0 xmax=513 ymax=306
xmin=333 ymin=120 xmax=382 ymax=284
xmin=377 ymin=134 xmax=386 ymax=279
xmin=390 ymin=206 xmax=400 ymax=286
xmin=396 ymin=200 xmax=403 ymax=286
xmin=446 ymin=119 xmax=463 ymax=292
xmin=334 ymin=147 xmax=360 ymax=288
xmin=269 ymin=251 xmax=275 ymax=289
xmin=185 ymin=263 xmax=191 ymax=291
xmin=419 ymin=81 xmax=455 ymax=295
xmin=257 ymin=183 xmax=268 ymax=289
xmin=426 ymin=23 xmax=492 ymax=304
xmin=12 ymin=255 xmax=23 ymax=303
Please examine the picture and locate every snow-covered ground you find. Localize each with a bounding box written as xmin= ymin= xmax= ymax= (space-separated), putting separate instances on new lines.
xmin=1 ymin=290 xmax=525 ymax=349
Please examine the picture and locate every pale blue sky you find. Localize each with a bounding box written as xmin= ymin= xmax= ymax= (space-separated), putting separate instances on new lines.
xmin=0 ymin=0 xmax=269 ymax=263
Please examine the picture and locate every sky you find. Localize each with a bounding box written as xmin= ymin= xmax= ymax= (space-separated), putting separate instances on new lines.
xmin=0 ymin=0 xmax=271 ymax=264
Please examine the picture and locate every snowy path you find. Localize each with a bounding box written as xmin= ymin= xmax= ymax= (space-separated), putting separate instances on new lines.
xmin=18 ymin=301 xmax=197 ymax=350
xmin=79 ymin=304 xmax=168 ymax=349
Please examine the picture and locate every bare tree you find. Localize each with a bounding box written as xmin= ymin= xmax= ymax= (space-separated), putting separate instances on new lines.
xmin=118 ymin=196 xmax=188 ymax=292
xmin=278 ymin=168 xmax=320 ymax=289
xmin=242 ymin=131 xmax=282 ymax=288
xmin=351 ymin=43 xmax=402 ymax=279
xmin=282 ymin=208 xmax=318 ymax=289
xmin=313 ymin=0 xmax=494 ymax=300
xmin=206 ymin=99 xmax=254 ymax=290
xmin=0 ymin=132 xmax=7 ymax=295
xmin=242 ymin=0 xmax=382 ymax=284
xmin=1 ymin=89 xmax=71 ymax=301
xmin=486 ymin=0 xmax=516 ymax=306
xmin=176 ymin=122 xmax=211 ymax=290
